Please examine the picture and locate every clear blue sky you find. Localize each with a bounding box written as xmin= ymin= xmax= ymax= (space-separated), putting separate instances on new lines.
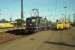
xmin=0 ymin=0 xmax=75 ymax=22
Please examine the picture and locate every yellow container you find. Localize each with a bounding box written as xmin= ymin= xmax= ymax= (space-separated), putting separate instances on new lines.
xmin=56 ymin=23 xmax=64 ymax=29
xmin=0 ymin=23 xmax=15 ymax=28
xmin=56 ymin=22 xmax=70 ymax=29
xmin=65 ymin=23 xmax=70 ymax=29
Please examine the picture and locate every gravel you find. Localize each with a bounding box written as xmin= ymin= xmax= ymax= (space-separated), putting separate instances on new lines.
xmin=0 ymin=33 xmax=16 ymax=44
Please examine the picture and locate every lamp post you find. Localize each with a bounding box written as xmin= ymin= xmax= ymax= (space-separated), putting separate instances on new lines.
xmin=64 ymin=6 xmax=67 ymax=21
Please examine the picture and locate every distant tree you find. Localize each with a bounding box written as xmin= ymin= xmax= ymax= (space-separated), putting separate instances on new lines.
xmin=0 ymin=19 xmax=9 ymax=23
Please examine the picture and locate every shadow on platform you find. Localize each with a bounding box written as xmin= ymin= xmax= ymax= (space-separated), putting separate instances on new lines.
xmin=6 ymin=29 xmax=34 ymax=35
xmin=44 ymin=41 xmax=75 ymax=47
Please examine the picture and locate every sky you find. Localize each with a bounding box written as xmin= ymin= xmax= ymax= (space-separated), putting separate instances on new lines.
xmin=0 ymin=0 xmax=75 ymax=22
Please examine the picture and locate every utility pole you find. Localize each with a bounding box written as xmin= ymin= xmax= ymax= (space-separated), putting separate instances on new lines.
xmin=21 ymin=0 xmax=23 ymax=20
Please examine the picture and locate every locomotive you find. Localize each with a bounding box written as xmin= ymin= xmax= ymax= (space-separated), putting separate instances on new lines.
xmin=26 ymin=17 xmax=50 ymax=32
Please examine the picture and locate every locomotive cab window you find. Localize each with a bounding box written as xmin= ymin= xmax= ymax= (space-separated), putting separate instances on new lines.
xmin=32 ymin=19 xmax=36 ymax=23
